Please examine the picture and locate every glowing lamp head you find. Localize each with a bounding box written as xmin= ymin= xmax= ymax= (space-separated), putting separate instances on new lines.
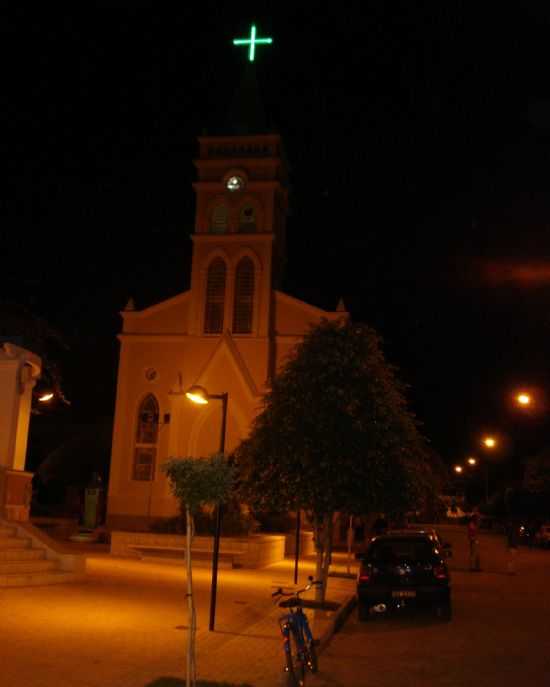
xmin=454 ymin=465 xmax=463 ymax=474
xmin=483 ymin=436 xmax=496 ymax=449
xmin=516 ymin=393 xmax=531 ymax=406
xmin=185 ymin=385 xmax=209 ymax=405
xmin=38 ymin=392 xmax=54 ymax=403
xmin=467 ymin=457 xmax=477 ymax=466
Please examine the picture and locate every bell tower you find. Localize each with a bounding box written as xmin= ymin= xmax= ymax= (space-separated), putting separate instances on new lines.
xmin=187 ymin=54 xmax=289 ymax=338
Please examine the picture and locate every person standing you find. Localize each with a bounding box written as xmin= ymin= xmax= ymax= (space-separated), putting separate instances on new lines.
xmin=372 ymin=513 xmax=388 ymax=536
xmin=506 ymin=520 xmax=520 ymax=575
xmin=467 ymin=514 xmax=482 ymax=571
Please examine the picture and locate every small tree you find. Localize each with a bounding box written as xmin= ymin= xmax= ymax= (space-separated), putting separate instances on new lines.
xmin=162 ymin=454 xmax=234 ymax=687
xmin=235 ymin=320 xmax=438 ymax=602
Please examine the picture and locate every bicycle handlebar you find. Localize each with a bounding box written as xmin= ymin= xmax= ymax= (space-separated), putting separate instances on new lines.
xmin=272 ymin=576 xmax=323 ymax=599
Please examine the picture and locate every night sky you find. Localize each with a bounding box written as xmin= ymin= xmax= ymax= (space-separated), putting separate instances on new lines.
xmin=3 ymin=4 xmax=550 ymax=477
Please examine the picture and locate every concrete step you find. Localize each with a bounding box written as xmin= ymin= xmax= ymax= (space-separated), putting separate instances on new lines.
xmin=0 ymin=559 xmax=57 ymax=574
xmin=140 ymin=553 xmax=236 ymax=568
xmin=0 ymin=536 xmax=30 ymax=549
xmin=0 ymin=526 xmax=17 ymax=537
xmin=0 ymin=547 xmax=46 ymax=561
xmin=0 ymin=570 xmax=82 ymax=587
xmin=132 ymin=546 xmax=241 ymax=569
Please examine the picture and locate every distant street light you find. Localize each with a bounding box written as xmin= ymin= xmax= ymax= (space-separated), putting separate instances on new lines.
xmin=185 ymin=384 xmax=229 ymax=632
xmin=515 ymin=392 xmax=532 ymax=407
xmin=482 ymin=436 xmax=496 ymax=449
xmin=454 ymin=465 xmax=463 ymax=474
xmin=467 ymin=456 xmax=477 ymax=466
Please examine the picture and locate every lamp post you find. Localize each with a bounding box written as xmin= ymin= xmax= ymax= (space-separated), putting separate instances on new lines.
xmin=480 ymin=436 xmax=498 ymax=504
xmin=186 ymin=384 xmax=228 ymax=632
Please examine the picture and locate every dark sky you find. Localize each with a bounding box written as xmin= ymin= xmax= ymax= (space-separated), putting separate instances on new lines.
xmin=3 ymin=3 xmax=550 ymax=471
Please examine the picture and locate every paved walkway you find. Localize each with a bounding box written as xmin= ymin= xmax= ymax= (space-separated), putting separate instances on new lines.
xmin=1 ymin=549 xmax=356 ymax=687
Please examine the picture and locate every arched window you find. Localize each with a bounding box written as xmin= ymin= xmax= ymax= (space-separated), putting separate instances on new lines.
xmin=133 ymin=394 xmax=159 ymax=481
xmin=204 ymin=258 xmax=226 ymax=333
xmin=210 ymin=205 xmax=228 ymax=234
xmin=239 ymin=205 xmax=257 ymax=233
xmin=233 ymin=257 xmax=255 ymax=334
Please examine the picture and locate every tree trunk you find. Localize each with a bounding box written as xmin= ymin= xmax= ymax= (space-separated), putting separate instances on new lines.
xmin=346 ymin=514 xmax=354 ymax=574
xmin=185 ymin=505 xmax=196 ymax=687
xmin=321 ymin=515 xmax=334 ymax=595
xmin=312 ymin=512 xmax=333 ymax=604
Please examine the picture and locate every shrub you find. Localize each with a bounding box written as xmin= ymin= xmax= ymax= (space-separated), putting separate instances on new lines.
xmin=149 ymin=501 xmax=259 ymax=537
xmin=253 ymin=510 xmax=296 ymax=533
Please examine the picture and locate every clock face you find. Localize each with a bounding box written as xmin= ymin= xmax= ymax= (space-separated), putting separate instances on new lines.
xmin=226 ymin=175 xmax=245 ymax=192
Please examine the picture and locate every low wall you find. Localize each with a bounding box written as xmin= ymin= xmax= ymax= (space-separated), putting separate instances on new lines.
xmin=285 ymin=529 xmax=316 ymax=557
xmin=110 ymin=531 xmax=286 ymax=568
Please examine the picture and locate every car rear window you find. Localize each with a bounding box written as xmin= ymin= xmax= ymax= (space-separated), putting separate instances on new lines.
xmin=369 ymin=538 xmax=434 ymax=563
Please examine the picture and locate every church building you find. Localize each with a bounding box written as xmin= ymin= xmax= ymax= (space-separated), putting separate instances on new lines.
xmin=106 ymin=64 xmax=347 ymax=529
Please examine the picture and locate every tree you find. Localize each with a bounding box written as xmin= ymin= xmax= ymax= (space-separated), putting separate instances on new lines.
xmin=0 ymin=300 xmax=69 ymax=406
xmin=235 ymin=320 xmax=438 ymax=602
xmin=162 ymin=454 xmax=234 ymax=687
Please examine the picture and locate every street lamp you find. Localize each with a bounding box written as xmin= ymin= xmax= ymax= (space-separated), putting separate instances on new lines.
xmin=516 ymin=392 xmax=532 ymax=407
xmin=482 ymin=436 xmax=496 ymax=449
xmin=37 ymin=391 xmax=54 ymax=403
xmin=467 ymin=456 xmax=477 ymax=466
xmin=185 ymin=384 xmax=229 ymax=632
xmin=454 ymin=465 xmax=463 ymax=474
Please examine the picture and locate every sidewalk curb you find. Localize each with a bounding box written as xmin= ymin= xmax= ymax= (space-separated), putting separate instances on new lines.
xmin=317 ymin=594 xmax=357 ymax=653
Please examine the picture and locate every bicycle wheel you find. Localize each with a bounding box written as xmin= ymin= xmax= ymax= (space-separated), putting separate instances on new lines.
xmin=304 ymin=640 xmax=318 ymax=674
xmin=284 ymin=628 xmax=306 ymax=687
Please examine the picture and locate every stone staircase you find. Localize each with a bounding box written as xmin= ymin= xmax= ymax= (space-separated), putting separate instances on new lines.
xmin=0 ymin=522 xmax=82 ymax=587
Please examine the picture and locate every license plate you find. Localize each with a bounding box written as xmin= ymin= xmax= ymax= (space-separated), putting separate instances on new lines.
xmin=392 ymin=590 xmax=416 ymax=598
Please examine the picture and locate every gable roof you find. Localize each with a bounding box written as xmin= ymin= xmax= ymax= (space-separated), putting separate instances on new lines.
xmin=191 ymin=330 xmax=261 ymax=401
xmin=120 ymin=290 xmax=190 ymax=320
xmin=274 ymin=290 xmax=349 ymax=320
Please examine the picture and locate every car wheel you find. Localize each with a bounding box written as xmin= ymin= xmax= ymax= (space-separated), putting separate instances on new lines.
xmin=358 ymin=602 xmax=371 ymax=622
xmin=435 ymin=602 xmax=452 ymax=622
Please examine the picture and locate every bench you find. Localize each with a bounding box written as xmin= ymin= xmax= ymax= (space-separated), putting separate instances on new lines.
xmin=128 ymin=544 xmax=243 ymax=568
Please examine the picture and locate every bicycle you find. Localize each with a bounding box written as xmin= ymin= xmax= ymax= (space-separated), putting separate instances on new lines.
xmin=272 ymin=575 xmax=322 ymax=687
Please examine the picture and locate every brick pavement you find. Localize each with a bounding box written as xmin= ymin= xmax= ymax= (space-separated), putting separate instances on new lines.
xmin=1 ymin=550 xmax=357 ymax=687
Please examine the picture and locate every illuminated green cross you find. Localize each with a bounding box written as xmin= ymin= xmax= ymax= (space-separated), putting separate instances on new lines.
xmin=233 ymin=24 xmax=273 ymax=62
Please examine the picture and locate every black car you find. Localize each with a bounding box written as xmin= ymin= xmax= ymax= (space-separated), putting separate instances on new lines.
xmin=356 ymin=532 xmax=452 ymax=621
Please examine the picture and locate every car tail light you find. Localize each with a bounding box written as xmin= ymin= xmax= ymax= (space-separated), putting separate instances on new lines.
xmin=358 ymin=566 xmax=371 ymax=584
xmin=433 ymin=564 xmax=448 ymax=580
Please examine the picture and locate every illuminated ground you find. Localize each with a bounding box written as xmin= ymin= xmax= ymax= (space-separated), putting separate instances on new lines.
xmin=1 ymin=549 xmax=355 ymax=687
xmin=310 ymin=526 xmax=550 ymax=687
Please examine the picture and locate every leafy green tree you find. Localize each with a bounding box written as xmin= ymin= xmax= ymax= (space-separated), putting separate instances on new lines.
xmin=235 ymin=320 xmax=438 ymax=601
xmin=162 ymin=454 xmax=235 ymax=687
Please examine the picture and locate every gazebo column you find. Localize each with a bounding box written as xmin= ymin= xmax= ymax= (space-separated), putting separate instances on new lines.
xmin=0 ymin=343 xmax=42 ymax=522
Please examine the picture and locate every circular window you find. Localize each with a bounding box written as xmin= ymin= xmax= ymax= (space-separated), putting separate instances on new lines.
xmin=144 ymin=368 xmax=158 ymax=382
xmin=226 ymin=175 xmax=245 ymax=192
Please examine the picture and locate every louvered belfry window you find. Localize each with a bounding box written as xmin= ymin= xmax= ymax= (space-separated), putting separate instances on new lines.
xmin=239 ymin=205 xmax=257 ymax=233
xmin=210 ymin=205 xmax=228 ymax=234
xmin=204 ymin=258 xmax=226 ymax=333
xmin=233 ymin=257 xmax=255 ymax=334
xmin=133 ymin=394 xmax=159 ymax=481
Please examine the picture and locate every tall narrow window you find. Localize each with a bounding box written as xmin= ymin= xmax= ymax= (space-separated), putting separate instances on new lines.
xmin=239 ymin=205 xmax=257 ymax=233
xmin=210 ymin=205 xmax=228 ymax=234
xmin=204 ymin=258 xmax=226 ymax=333
xmin=233 ymin=257 xmax=255 ymax=334
xmin=133 ymin=394 xmax=159 ymax=481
